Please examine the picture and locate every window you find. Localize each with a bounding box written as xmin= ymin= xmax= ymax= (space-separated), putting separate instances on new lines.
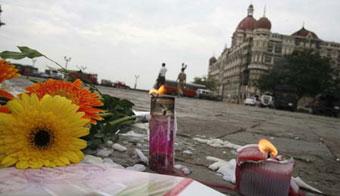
xmin=274 ymin=45 xmax=282 ymax=54
xmin=267 ymin=42 xmax=273 ymax=52
xmin=265 ymin=55 xmax=272 ymax=63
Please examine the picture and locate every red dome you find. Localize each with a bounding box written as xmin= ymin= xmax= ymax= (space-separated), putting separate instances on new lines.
xmin=237 ymin=16 xmax=257 ymax=31
xmin=255 ymin=17 xmax=271 ymax=30
xmin=292 ymin=27 xmax=318 ymax=39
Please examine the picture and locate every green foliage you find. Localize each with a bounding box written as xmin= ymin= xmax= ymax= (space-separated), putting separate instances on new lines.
xmin=193 ymin=76 xmax=217 ymax=90
xmin=0 ymin=46 xmax=43 ymax=59
xmin=257 ymin=50 xmax=336 ymax=99
xmin=85 ymin=94 xmax=136 ymax=149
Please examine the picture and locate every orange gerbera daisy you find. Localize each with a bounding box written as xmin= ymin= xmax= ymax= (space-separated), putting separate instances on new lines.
xmin=0 ymin=59 xmax=20 ymax=83
xmin=26 ymin=79 xmax=103 ymax=124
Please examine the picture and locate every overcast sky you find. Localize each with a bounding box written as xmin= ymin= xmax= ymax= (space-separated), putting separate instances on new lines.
xmin=1 ymin=0 xmax=340 ymax=89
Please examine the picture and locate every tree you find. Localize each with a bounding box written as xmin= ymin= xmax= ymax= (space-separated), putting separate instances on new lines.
xmin=193 ymin=76 xmax=217 ymax=91
xmin=257 ymin=50 xmax=336 ymax=99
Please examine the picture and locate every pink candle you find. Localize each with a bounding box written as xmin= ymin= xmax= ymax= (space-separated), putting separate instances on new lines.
xmin=236 ymin=141 xmax=294 ymax=196
xmin=149 ymin=96 xmax=175 ymax=173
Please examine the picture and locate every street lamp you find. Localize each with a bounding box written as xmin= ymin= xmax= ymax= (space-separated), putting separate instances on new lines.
xmin=64 ymin=56 xmax=71 ymax=70
xmin=134 ymin=75 xmax=140 ymax=89
xmin=32 ymin=58 xmax=37 ymax=67
xmin=0 ymin=5 xmax=6 ymax=27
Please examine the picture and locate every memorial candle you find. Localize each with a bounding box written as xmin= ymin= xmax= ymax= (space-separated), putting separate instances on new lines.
xmin=236 ymin=139 xmax=294 ymax=196
xmin=149 ymin=92 xmax=176 ymax=174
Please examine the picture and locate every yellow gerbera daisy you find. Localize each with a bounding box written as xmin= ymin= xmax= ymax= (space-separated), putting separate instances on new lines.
xmin=0 ymin=94 xmax=90 ymax=169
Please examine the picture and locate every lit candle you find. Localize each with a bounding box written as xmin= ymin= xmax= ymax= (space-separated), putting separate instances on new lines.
xmin=149 ymin=95 xmax=176 ymax=173
xmin=236 ymin=140 xmax=294 ymax=196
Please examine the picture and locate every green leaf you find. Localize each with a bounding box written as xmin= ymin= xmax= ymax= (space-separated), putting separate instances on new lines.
xmin=17 ymin=46 xmax=44 ymax=58
xmin=0 ymin=51 xmax=26 ymax=59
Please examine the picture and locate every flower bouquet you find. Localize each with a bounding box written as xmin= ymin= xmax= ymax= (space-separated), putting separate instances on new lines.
xmin=0 ymin=46 xmax=135 ymax=169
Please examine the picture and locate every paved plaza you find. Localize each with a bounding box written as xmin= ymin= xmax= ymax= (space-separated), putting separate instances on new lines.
xmin=99 ymin=86 xmax=340 ymax=195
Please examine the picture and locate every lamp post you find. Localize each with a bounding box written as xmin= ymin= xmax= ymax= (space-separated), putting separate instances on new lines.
xmin=0 ymin=5 xmax=6 ymax=27
xmin=32 ymin=58 xmax=37 ymax=67
xmin=134 ymin=75 xmax=140 ymax=89
xmin=64 ymin=56 xmax=71 ymax=70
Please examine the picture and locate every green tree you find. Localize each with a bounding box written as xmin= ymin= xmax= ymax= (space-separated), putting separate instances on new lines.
xmin=257 ymin=50 xmax=336 ymax=99
xmin=193 ymin=76 xmax=217 ymax=91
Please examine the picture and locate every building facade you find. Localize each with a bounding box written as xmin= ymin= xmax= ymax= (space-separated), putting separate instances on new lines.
xmin=208 ymin=4 xmax=340 ymax=101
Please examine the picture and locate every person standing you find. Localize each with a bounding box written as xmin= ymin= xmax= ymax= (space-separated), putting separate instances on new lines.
xmin=177 ymin=66 xmax=187 ymax=96
xmin=155 ymin=63 xmax=167 ymax=89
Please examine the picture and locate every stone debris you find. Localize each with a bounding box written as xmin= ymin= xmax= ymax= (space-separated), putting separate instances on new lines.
xmin=112 ymin=143 xmax=127 ymax=152
xmin=206 ymin=156 xmax=236 ymax=184
xmin=135 ymin=148 xmax=149 ymax=164
xmin=194 ymin=138 xmax=242 ymax=150
xmin=126 ymin=164 xmax=146 ymax=172
xmin=96 ymin=148 xmax=113 ymax=157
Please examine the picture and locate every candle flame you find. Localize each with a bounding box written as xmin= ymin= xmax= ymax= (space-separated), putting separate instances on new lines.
xmin=149 ymin=85 xmax=166 ymax=96
xmin=258 ymin=139 xmax=278 ymax=157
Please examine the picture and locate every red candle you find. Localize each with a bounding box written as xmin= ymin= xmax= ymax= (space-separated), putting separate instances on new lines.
xmin=236 ymin=140 xmax=294 ymax=196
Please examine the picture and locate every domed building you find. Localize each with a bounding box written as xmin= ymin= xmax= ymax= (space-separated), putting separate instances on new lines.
xmin=208 ymin=4 xmax=340 ymax=102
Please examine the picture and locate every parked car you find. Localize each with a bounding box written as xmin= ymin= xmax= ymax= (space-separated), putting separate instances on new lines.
xmin=310 ymin=94 xmax=340 ymax=117
xmin=273 ymin=85 xmax=298 ymax=111
xmin=196 ymin=89 xmax=211 ymax=98
xmin=244 ymin=97 xmax=257 ymax=106
xmin=196 ymin=89 xmax=223 ymax=101
xmin=260 ymin=94 xmax=274 ymax=107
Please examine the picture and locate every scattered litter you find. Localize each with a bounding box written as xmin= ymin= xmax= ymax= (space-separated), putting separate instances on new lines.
xmin=126 ymin=164 xmax=146 ymax=172
xmin=294 ymin=136 xmax=300 ymax=140
xmin=135 ymin=148 xmax=148 ymax=164
xmin=174 ymin=164 xmax=191 ymax=175
xmin=292 ymin=176 xmax=323 ymax=194
xmin=133 ymin=111 xmax=150 ymax=123
xmin=194 ymin=138 xmax=241 ymax=150
xmin=96 ymin=148 xmax=113 ymax=157
xmin=183 ymin=150 xmax=193 ymax=155
xmin=136 ymin=143 xmax=142 ymax=148
xmin=106 ymin=140 xmax=113 ymax=147
xmin=112 ymin=143 xmax=127 ymax=152
xmin=182 ymin=167 xmax=191 ymax=175
xmin=82 ymin=155 xmax=103 ymax=164
xmin=103 ymin=158 xmax=124 ymax=169
xmin=121 ymin=131 xmax=147 ymax=139
xmin=336 ymin=158 xmax=340 ymax=162
xmin=269 ymin=137 xmax=275 ymax=140
xmin=206 ymin=156 xmax=236 ymax=183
